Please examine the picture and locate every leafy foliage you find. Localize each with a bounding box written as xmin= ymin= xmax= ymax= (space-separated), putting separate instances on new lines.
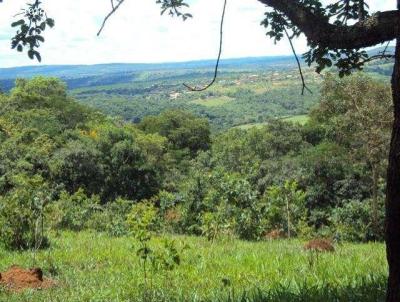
xmin=0 ymin=73 xmax=391 ymax=247
xmin=262 ymin=181 xmax=306 ymax=238
xmin=139 ymin=109 xmax=211 ymax=158
xmin=156 ymin=0 xmax=192 ymax=21
xmin=331 ymin=199 xmax=381 ymax=242
xmin=10 ymin=0 xmax=54 ymax=62
xmin=46 ymin=189 xmax=100 ymax=232
xmin=0 ymin=174 xmax=50 ymax=250
xmin=261 ymin=1 xmax=388 ymax=77
xmin=127 ymin=201 xmax=159 ymax=238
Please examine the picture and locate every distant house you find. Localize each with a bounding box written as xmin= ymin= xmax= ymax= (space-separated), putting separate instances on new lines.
xmin=169 ymin=92 xmax=181 ymax=100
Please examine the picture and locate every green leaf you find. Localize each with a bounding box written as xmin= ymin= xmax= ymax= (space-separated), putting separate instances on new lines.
xmin=46 ymin=18 xmax=55 ymax=28
xmin=11 ymin=20 xmax=25 ymax=27
xmin=39 ymin=22 xmax=46 ymax=31
xmin=35 ymin=35 xmax=45 ymax=43
xmin=33 ymin=51 xmax=42 ymax=62
xmin=27 ymin=49 xmax=34 ymax=60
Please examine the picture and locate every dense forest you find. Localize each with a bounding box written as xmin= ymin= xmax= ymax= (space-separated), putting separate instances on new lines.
xmin=0 ymin=72 xmax=391 ymax=251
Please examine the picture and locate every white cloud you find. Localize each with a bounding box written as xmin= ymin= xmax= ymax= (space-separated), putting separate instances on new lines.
xmin=0 ymin=0 xmax=395 ymax=67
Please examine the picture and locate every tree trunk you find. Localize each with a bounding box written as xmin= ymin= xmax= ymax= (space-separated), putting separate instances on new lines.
xmin=386 ymin=22 xmax=400 ymax=301
xmin=286 ymin=197 xmax=291 ymax=238
xmin=371 ymin=164 xmax=379 ymax=238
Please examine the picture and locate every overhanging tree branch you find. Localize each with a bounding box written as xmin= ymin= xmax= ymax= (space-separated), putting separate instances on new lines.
xmin=183 ymin=0 xmax=227 ymax=91
xmin=258 ymin=0 xmax=400 ymax=49
xmin=283 ymin=27 xmax=312 ymax=95
xmin=97 ymin=0 xmax=126 ymax=36
xmin=342 ymin=54 xmax=395 ymax=74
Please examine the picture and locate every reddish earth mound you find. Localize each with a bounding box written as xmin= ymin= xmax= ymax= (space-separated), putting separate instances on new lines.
xmin=304 ymin=239 xmax=335 ymax=252
xmin=265 ymin=229 xmax=284 ymax=240
xmin=0 ymin=265 xmax=55 ymax=292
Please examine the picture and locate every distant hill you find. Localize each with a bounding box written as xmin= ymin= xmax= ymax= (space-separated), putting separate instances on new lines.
xmin=0 ymin=46 xmax=393 ymax=91
xmin=0 ymin=48 xmax=392 ymax=131
xmin=0 ymin=56 xmax=297 ymax=91
xmin=0 ymin=56 xmax=296 ymax=78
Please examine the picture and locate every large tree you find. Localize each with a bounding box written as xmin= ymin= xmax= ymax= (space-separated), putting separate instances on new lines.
xmin=255 ymin=2 xmax=400 ymax=300
xmin=3 ymin=0 xmax=400 ymax=300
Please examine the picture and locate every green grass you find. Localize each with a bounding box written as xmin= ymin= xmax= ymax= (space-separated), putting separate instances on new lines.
xmin=282 ymin=114 xmax=309 ymax=125
xmin=236 ymin=115 xmax=310 ymax=129
xmin=191 ymin=96 xmax=234 ymax=107
xmin=0 ymin=232 xmax=387 ymax=302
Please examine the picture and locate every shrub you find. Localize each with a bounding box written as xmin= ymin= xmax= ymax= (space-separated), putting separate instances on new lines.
xmin=163 ymin=206 xmax=183 ymax=233
xmin=200 ymin=211 xmax=229 ymax=241
xmin=155 ymin=190 xmax=183 ymax=233
xmin=0 ymin=175 xmax=50 ymax=250
xmin=127 ymin=201 xmax=159 ymax=238
xmin=331 ymin=199 xmax=381 ymax=242
xmin=262 ymin=180 xmax=306 ymax=238
xmin=86 ymin=198 xmax=133 ymax=236
xmin=158 ymin=190 xmax=177 ymax=214
xmin=46 ymin=189 xmax=100 ymax=231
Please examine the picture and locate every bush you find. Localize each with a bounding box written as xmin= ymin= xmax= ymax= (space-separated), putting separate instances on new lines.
xmin=86 ymin=198 xmax=133 ymax=236
xmin=262 ymin=180 xmax=306 ymax=238
xmin=330 ymin=199 xmax=383 ymax=242
xmin=163 ymin=206 xmax=183 ymax=233
xmin=127 ymin=201 xmax=159 ymax=238
xmin=0 ymin=175 xmax=50 ymax=250
xmin=46 ymin=189 xmax=100 ymax=231
xmin=200 ymin=211 xmax=230 ymax=241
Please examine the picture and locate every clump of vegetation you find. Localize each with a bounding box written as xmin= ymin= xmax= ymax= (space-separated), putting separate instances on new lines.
xmin=127 ymin=201 xmax=159 ymax=236
xmin=0 ymin=175 xmax=50 ymax=251
xmin=87 ymin=197 xmax=133 ymax=237
xmin=46 ymin=189 xmax=100 ymax=232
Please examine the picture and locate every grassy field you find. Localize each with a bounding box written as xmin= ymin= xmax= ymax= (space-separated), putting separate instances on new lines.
xmin=191 ymin=96 xmax=234 ymax=107
xmin=0 ymin=232 xmax=387 ymax=302
xmin=282 ymin=114 xmax=309 ymax=125
xmin=236 ymin=115 xmax=310 ymax=129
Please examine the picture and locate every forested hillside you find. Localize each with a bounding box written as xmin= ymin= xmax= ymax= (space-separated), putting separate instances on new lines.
xmin=0 ymin=73 xmax=391 ymax=247
xmin=0 ymin=67 xmax=393 ymax=300
xmin=0 ymin=50 xmax=392 ymax=132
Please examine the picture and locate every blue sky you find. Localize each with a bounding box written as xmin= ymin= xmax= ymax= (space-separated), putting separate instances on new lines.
xmin=0 ymin=0 xmax=396 ymax=67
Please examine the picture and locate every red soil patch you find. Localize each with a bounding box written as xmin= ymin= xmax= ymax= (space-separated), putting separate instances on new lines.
xmin=164 ymin=208 xmax=182 ymax=224
xmin=265 ymin=229 xmax=284 ymax=240
xmin=0 ymin=265 xmax=56 ymax=292
xmin=304 ymin=239 xmax=335 ymax=252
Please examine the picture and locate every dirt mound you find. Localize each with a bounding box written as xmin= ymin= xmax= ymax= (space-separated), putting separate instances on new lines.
xmin=0 ymin=265 xmax=55 ymax=292
xmin=304 ymin=239 xmax=335 ymax=252
xmin=265 ymin=229 xmax=284 ymax=240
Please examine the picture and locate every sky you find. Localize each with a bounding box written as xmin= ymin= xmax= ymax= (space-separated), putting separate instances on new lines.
xmin=0 ymin=0 xmax=396 ymax=68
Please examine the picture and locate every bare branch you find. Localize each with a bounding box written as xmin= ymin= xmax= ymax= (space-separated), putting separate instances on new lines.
xmin=183 ymin=0 xmax=227 ymax=92
xmin=342 ymin=53 xmax=395 ymax=74
xmin=97 ymin=0 xmax=126 ymax=36
xmin=283 ymin=27 xmax=312 ymax=95
xmin=381 ymin=41 xmax=391 ymax=59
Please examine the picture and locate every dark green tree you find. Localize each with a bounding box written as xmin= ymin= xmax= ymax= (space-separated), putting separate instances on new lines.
xmin=311 ymin=74 xmax=392 ymax=238
xmin=139 ymin=110 xmax=211 ymax=158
